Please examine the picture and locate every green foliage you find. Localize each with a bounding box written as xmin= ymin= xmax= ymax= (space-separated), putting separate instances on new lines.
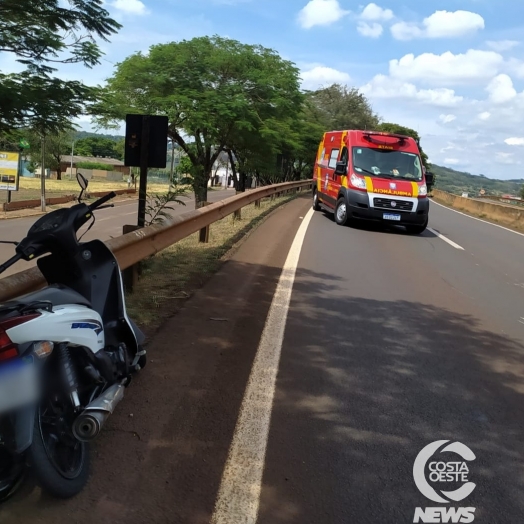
xmin=306 ymin=84 xmax=380 ymax=131
xmin=0 ymin=0 xmax=120 ymax=133
xmin=431 ymin=164 xmax=524 ymax=195
xmin=22 ymin=128 xmax=74 ymax=179
xmin=520 ymin=185 xmax=524 ymax=199
xmin=75 ymin=137 xmax=121 ymax=158
xmin=94 ymin=35 xmax=303 ymax=205
xmin=76 ymin=161 xmax=115 ymax=171
xmin=145 ymin=187 xmax=188 ymax=226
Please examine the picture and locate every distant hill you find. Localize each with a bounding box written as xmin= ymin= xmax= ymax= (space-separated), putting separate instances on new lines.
xmin=431 ymin=164 xmax=524 ymax=196
xmin=74 ymin=131 xmax=124 ymax=142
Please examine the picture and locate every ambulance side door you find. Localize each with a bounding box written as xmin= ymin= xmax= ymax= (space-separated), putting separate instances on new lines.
xmin=324 ymin=132 xmax=343 ymax=209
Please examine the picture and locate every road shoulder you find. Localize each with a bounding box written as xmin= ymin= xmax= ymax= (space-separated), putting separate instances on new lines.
xmin=1 ymin=195 xmax=312 ymax=524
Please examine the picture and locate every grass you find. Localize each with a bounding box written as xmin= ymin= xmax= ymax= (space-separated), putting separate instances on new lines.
xmin=125 ymin=192 xmax=298 ymax=335
xmin=7 ymin=177 xmax=184 ymax=202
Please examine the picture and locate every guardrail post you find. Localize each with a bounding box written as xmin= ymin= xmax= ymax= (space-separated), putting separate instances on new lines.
xmin=122 ymin=225 xmax=142 ymax=291
xmin=233 ymin=192 xmax=242 ymax=220
xmin=199 ymin=202 xmax=211 ymax=243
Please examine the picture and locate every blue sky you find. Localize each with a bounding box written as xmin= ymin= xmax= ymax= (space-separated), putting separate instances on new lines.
xmin=4 ymin=0 xmax=524 ymax=179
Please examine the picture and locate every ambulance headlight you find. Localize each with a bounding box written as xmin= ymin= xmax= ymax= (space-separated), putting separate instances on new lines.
xmin=419 ymin=184 xmax=428 ymax=196
xmin=350 ymin=174 xmax=367 ymax=190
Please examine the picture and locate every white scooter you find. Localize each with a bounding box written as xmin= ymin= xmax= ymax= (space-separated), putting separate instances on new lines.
xmin=0 ymin=174 xmax=146 ymax=501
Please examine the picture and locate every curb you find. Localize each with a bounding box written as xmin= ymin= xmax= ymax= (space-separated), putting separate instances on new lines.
xmin=0 ymin=196 xmax=138 ymax=221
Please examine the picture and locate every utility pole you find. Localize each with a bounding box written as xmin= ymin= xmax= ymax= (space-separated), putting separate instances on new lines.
xmin=40 ymin=135 xmax=46 ymax=212
xmin=70 ymin=140 xmax=74 ymax=179
xmin=169 ymin=140 xmax=175 ymax=190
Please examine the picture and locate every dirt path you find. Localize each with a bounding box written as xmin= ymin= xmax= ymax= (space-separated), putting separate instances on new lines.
xmin=0 ymin=195 xmax=311 ymax=524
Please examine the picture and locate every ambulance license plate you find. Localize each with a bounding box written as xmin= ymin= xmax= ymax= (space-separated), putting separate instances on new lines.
xmin=383 ymin=213 xmax=401 ymax=221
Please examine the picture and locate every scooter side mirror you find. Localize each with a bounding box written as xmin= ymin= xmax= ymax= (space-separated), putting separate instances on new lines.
xmin=76 ymin=172 xmax=88 ymax=190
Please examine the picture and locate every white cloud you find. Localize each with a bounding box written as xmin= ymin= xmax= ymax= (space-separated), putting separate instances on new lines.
xmin=505 ymin=137 xmax=524 ymax=146
xmin=391 ymin=10 xmax=484 ymax=41
xmin=112 ymin=0 xmax=148 ymax=14
xmin=360 ymin=3 xmax=393 ymax=21
xmin=389 ymin=50 xmax=503 ymax=85
xmin=361 ymin=74 xmax=463 ymax=107
xmin=486 ymin=40 xmax=520 ymax=52
xmin=496 ymin=152 xmax=520 ymax=164
xmin=439 ymin=114 xmax=456 ymax=124
xmin=478 ymin=111 xmax=491 ymax=120
xmin=301 ymin=66 xmax=351 ymax=89
xmin=357 ymin=22 xmax=383 ymax=38
xmin=298 ymin=0 xmax=349 ymax=29
xmin=486 ymin=74 xmax=517 ymax=103
xmin=444 ymin=158 xmax=461 ymax=165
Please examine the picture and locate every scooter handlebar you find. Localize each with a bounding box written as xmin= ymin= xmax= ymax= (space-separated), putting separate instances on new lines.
xmin=89 ymin=192 xmax=117 ymax=212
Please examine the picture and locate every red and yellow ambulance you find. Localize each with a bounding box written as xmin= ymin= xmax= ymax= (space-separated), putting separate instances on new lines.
xmin=313 ymin=130 xmax=433 ymax=234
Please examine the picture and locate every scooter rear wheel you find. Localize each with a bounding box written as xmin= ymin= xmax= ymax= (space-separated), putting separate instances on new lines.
xmin=28 ymin=395 xmax=90 ymax=498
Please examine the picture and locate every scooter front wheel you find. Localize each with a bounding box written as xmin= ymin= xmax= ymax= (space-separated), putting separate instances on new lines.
xmin=28 ymin=395 xmax=90 ymax=498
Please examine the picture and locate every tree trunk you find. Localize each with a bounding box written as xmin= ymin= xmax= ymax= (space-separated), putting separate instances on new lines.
xmin=238 ymin=170 xmax=246 ymax=192
xmin=56 ymin=167 xmax=62 ymax=181
xmin=227 ymin=149 xmax=239 ymax=190
xmin=192 ymin=165 xmax=208 ymax=208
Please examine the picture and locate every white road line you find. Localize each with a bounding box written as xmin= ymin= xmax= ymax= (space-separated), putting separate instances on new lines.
xmin=427 ymin=227 xmax=464 ymax=250
xmin=211 ymin=208 xmax=314 ymax=524
xmin=432 ymin=200 xmax=524 ymax=238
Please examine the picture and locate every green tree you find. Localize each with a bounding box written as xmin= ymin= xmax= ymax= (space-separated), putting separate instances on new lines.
xmin=307 ymin=84 xmax=380 ymax=131
xmin=0 ymin=0 xmax=120 ymax=133
xmin=24 ymin=128 xmax=75 ymax=180
xmin=376 ymin=122 xmax=430 ymax=169
xmin=94 ymin=35 xmax=303 ymax=207
xmin=75 ymin=137 xmax=119 ymax=158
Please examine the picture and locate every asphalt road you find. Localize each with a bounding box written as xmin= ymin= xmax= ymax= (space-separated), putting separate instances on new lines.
xmin=257 ymin=200 xmax=524 ymax=523
xmin=0 ymin=189 xmax=233 ymax=277
xmin=2 ymin=195 xmax=524 ymax=523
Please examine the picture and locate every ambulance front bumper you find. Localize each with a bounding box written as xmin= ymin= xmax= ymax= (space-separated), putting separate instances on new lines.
xmin=345 ymin=189 xmax=429 ymax=226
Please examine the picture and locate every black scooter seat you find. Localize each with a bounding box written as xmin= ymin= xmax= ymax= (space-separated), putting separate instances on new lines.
xmin=2 ymin=284 xmax=91 ymax=309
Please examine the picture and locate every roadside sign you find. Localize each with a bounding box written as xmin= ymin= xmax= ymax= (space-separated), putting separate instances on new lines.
xmin=0 ymin=151 xmax=20 ymax=191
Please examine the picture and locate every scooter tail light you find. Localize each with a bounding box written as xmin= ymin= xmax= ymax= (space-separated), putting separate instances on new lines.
xmin=0 ymin=313 xmax=41 ymax=362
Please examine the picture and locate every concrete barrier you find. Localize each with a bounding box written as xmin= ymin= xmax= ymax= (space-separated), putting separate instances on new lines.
xmin=3 ymin=195 xmax=76 ymax=212
xmin=432 ymin=189 xmax=524 ymax=229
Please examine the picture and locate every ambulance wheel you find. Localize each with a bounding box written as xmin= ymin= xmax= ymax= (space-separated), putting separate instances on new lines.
xmin=335 ymin=197 xmax=349 ymax=226
xmin=313 ymin=189 xmax=321 ymax=211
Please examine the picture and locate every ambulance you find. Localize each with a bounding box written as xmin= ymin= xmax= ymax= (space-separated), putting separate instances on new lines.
xmin=313 ymin=130 xmax=433 ymax=234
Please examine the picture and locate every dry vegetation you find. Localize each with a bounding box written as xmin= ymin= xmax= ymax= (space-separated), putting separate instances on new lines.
xmin=125 ymin=193 xmax=299 ymax=336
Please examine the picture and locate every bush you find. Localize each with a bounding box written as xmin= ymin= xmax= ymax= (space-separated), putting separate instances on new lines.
xmin=76 ymin=161 xmax=115 ymax=171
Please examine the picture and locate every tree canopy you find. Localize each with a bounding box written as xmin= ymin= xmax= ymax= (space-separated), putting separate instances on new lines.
xmin=94 ymin=35 xmax=303 ymax=204
xmin=75 ymin=136 xmax=123 ymax=159
xmin=0 ymin=0 xmax=120 ymax=133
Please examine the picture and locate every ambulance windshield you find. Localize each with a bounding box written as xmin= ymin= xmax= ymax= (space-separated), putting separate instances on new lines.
xmin=352 ymin=147 xmax=423 ymax=181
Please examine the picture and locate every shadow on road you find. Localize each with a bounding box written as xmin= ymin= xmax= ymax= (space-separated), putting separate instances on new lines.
xmin=2 ymin=259 xmax=524 ymax=524
xmin=259 ymin=266 xmax=524 ymax=523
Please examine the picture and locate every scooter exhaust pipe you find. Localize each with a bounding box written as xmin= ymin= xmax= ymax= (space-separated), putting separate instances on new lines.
xmin=72 ymin=382 xmax=125 ymax=442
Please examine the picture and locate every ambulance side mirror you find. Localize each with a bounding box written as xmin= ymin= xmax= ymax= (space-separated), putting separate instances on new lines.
xmin=425 ymin=172 xmax=435 ymax=188
xmin=335 ymin=161 xmax=347 ymax=176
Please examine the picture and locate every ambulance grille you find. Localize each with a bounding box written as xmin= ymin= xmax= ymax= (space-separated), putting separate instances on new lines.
xmin=373 ymin=198 xmax=413 ymax=212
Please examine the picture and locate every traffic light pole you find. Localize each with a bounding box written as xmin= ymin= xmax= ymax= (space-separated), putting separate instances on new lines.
xmin=137 ymin=116 xmax=150 ymax=227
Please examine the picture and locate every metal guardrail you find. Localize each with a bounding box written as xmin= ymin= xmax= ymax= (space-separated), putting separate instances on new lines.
xmin=0 ymin=180 xmax=313 ymax=302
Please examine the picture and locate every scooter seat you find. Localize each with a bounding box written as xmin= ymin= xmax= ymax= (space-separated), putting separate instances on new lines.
xmin=3 ymin=284 xmax=91 ymax=309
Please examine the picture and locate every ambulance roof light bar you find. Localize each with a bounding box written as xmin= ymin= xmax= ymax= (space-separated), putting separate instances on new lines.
xmin=361 ymin=131 xmax=417 ymax=147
